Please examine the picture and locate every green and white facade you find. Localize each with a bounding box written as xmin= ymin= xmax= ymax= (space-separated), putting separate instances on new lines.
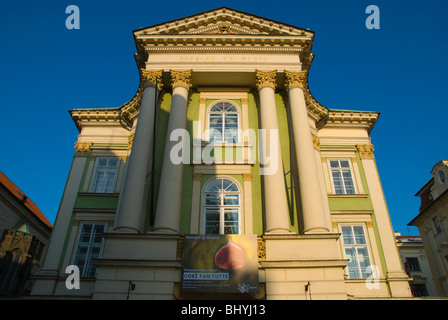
xmin=31 ymin=7 xmax=412 ymax=299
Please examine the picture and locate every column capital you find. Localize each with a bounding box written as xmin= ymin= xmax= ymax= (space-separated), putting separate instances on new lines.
xmin=285 ymin=70 xmax=307 ymax=90
xmin=74 ymin=142 xmax=93 ymax=156
xmin=255 ymin=69 xmax=277 ymax=90
xmin=356 ymin=144 xmax=375 ymax=159
xmin=140 ymin=69 xmax=163 ymax=90
xmin=170 ymin=69 xmax=192 ymax=90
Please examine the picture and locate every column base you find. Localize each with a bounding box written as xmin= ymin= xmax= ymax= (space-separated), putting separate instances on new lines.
xmin=264 ymin=228 xmax=294 ymax=235
xmin=304 ymin=227 xmax=330 ymax=234
xmin=149 ymin=227 xmax=179 ymax=234
xmin=113 ymin=226 xmax=141 ymax=234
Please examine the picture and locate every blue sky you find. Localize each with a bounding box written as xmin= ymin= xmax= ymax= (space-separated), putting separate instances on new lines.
xmin=1 ymin=0 xmax=446 ymax=235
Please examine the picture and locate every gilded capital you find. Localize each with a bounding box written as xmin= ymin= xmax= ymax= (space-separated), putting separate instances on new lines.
xmin=74 ymin=142 xmax=93 ymax=156
xmin=255 ymin=70 xmax=277 ymax=90
xmin=357 ymin=144 xmax=375 ymax=159
xmin=140 ymin=69 xmax=163 ymax=90
xmin=285 ymin=70 xmax=307 ymax=90
xmin=171 ymin=69 xmax=192 ymax=90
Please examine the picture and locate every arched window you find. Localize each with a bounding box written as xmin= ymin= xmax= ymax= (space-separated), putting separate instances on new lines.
xmin=208 ymin=101 xmax=239 ymax=143
xmin=203 ymin=178 xmax=240 ymax=234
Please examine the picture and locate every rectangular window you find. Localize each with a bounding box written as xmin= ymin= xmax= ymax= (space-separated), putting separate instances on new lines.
xmin=405 ymin=257 xmax=421 ymax=272
xmin=432 ymin=216 xmax=443 ymax=234
xmin=73 ymin=223 xmax=106 ymax=278
xmin=341 ymin=225 xmax=373 ymax=279
xmin=330 ymin=160 xmax=356 ymax=194
xmin=90 ymin=157 xmax=120 ymax=193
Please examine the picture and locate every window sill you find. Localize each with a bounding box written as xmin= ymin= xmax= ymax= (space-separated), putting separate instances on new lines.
xmin=78 ymin=192 xmax=119 ymax=197
xmin=327 ymin=194 xmax=369 ymax=199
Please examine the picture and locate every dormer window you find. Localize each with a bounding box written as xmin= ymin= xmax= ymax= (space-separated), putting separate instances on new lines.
xmin=440 ymin=171 xmax=446 ymax=184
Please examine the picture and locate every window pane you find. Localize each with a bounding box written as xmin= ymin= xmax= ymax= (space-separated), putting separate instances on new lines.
xmin=205 ymin=193 xmax=220 ymax=206
xmin=209 ymin=114 xmax=223 ymax=143
xmin=345 ymin=247 xmax=361 ymax=278
xmin=92 ymin=224 xmax=105 ymax=243
xmin=223 ymin=194 xmax=239 ymax=205
xmin=357 ymin=247 xmax=372 ymax=278
xmin=341 ymin=226 xmax=354 ymax=244
xmin=91 ymin=158 xmax=119 ymax=193
xmin=74 ymin=245 xmax=88 ymax=276
xmin=224 ymin=222 xmax=238 ymax=234
xmin=332 ymin=171 xmax=344 ymax=194
xmin=224 ymin=208 xmax=238 ymax=222
xmin=353 ymin=226 xmax=366 ymax=244
xmin=205 ymin=222 xmax=220 ymax=234
xmin=330 ymin=160 xmax=340 ymax=168
xmin=340 ymin=160 xmax=350 ymax=168
xmin=80 ymin=224 xmax=93 ymax=243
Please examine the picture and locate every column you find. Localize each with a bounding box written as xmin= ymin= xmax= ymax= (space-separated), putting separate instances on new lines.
xmin=114 ymin=69 xmax=162 ymax=233
xmin=256 ymin=70 xmax=292 ymax=234
xmin=153 ymin=70 xmax=192 ymax=234
xmin=285 ymin=70 xmax=329 ymax=234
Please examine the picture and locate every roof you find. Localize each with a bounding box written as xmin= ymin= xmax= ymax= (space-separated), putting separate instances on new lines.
xmin=133 ymin=7 xmax=315 ymax=36
xmin=0 ymin=171 xmax=53 ymax=229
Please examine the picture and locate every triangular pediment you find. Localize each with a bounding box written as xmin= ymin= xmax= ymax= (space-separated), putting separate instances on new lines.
xmin=134 ymin=7 xmax=314 ymax=37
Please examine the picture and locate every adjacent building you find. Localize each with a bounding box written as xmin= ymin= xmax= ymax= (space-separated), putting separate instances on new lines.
xmin=395 ymin=233 xmax=437 ymax=297
xmin=409 ymin=160 xmax=448 ymax=297
xmin=31 ymin=7 xmax=412 ymax=300
xmin=0 ymin=171 xmax=52 ymax=296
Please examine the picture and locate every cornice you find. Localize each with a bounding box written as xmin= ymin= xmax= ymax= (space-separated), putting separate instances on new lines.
xmin=322 ymin=110 xmax=379 ymax=133
xmin=69 ymin=108 xmax=125 ymax=131
xmin=133 ymin=7 xmax=314 ymax=38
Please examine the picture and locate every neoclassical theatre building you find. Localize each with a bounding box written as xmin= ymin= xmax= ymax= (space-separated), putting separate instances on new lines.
xmin=31 ymin=8 xmax=412 ymax=299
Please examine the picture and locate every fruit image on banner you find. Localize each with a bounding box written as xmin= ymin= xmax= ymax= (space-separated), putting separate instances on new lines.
xmin=181 ymin=234 xmax=259 ymax=293
xmin=214 ymin=238 xmax=245 ymax=270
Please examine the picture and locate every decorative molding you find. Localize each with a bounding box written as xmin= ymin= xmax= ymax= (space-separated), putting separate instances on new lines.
xmin=255 ymin=69 xmax=277 ymax=90
xmin=74 ymin=142 xmax=93 ymax=156
xmin=240 ymin=98 xmax=249 ymax=104
xmin=243 ymin=173 xmax=252 ymax=181
xmin=69 ymin=109 xmax=123 ymax=132
xmin=171 ymin=69 xmax=192 ymax=90
xmin=199 ymin=97 xmax=207 ymax=104
xmin=357 ymin=144 xmax=375 ymax=159
xmin=311 ymin=133 xmax=320 ymax=151
xmin=176 ymin=237 xmax=184 ymax=260
xmin=140 ymin=69 xmax=163 ymax=90
xmin=365 ymin=221 xmax=373 ymax=228
xmin=128 ymin=133 xmax=135 ymax=150
xmin=285 ymin=70 xmax=307 ymax=90
xmin=192 ymin=172 xmax=202 ymax=181
xmin=325 ymin=111 xmax=379 ymax=133
xmin=257 ymin=237 xmax=266 ymax=261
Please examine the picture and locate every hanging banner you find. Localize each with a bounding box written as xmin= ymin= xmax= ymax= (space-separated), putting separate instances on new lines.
xmin=181 ymin=234 xmax=259 ymax=293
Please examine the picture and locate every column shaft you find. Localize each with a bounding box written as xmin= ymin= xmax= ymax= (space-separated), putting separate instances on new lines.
xmin=256 ymin=70 xmax=292 ymax=234
xmin=153 ymin=70 xmax=191 ymax=234
xmin=286 ymin=70 xmax=329 ymax=234
xmin=114 ymin=70 xmax=162 ymax=233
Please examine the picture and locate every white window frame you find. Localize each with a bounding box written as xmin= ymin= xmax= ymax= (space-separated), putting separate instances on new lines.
xmin=340 ymin=224 xmax=373 ymax=279
xmin=202 ymin=177 xmax=241 ymax=235
xmin=72 ymin=222 xmax=107 ymax=278
xmin=206 ymin=100 xmax=241 ymax=144
xmin=328 ymin=159 xmax=357 ymax=195
xmin=89 ymin=157 xmax=120 ymax=193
